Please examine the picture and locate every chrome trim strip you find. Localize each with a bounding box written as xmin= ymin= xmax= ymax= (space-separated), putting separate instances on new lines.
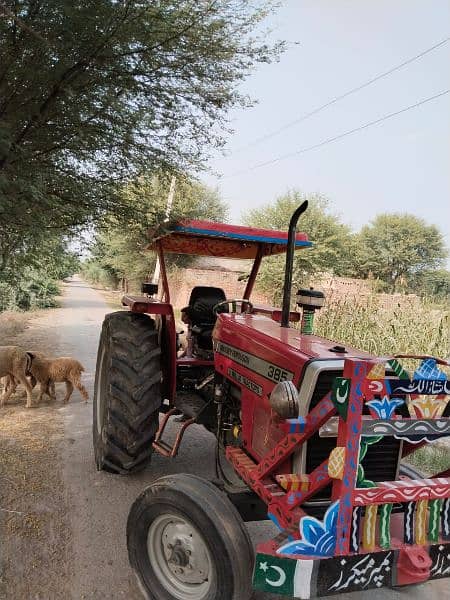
xmin=294 ymin=360 xmax=344 ymax=486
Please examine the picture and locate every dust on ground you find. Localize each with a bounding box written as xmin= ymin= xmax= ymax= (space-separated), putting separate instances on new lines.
xmin=0 ymin=297 xmax=72 ymax=600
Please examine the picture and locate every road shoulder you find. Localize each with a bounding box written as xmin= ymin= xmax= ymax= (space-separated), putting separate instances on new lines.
xmin=0 ymin=308 xmax=73 ymax=600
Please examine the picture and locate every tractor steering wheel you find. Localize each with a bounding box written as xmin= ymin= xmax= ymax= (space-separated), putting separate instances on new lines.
xmin=213 ymin=298 xmax=254 ymax=315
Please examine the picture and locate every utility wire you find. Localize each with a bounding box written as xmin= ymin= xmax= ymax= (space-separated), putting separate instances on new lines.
xmin=224 ymin=89 xmax=450 ymax=177
xmin=229 ymin=37 xmax=450 ymax=154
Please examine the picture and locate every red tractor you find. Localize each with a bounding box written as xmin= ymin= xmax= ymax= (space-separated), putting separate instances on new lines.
xmin=93 ymin=202 xmax=450 ymax=600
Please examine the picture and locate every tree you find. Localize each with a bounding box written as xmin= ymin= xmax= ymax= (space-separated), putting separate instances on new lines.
xmin=0 ymin=0 xmax=281 ymax=274
xmin=355 ymin=214 xmax=447 ymax=292
xmin=243 ymin=190 xmax=357 ymax=301
xmin=409 ymin=269 xmax=450 ymax=299
xmin=84 ymin=174 xmax=227 ymax=290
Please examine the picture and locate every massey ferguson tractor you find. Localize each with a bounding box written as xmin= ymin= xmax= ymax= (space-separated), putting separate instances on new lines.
xmin=93 ymin=201 xmax=450 ymax=600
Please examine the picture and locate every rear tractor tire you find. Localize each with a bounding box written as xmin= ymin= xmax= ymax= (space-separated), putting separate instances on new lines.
xmin=127 ymin=474 xmax=255 ymax=600
xmin=93 ymin=311 xmax=162 ymax=474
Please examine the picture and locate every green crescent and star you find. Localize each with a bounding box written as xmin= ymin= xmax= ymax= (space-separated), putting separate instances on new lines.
xmin=253 ymin=554 xmax=297 ymax=595
xmin=331 ymin=377 xmax=351 ymax=420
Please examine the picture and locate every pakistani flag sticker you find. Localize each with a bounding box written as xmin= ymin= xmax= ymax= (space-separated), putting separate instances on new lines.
xmin=253 ymin=553 xmax=315 ymax=598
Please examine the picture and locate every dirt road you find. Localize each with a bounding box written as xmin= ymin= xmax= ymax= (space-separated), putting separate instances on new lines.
xmin=1 ymin=279 xmax=448 ymax=599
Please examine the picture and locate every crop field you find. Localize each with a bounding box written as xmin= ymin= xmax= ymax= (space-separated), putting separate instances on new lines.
xmin=315 ymin=291 xmax=449 ymax=361
xmin=405 ymin=442 xmax=449 ymax=476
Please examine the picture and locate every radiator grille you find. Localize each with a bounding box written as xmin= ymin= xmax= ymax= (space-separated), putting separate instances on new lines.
xmin=304 ymin=369 xmax=401 ymax=502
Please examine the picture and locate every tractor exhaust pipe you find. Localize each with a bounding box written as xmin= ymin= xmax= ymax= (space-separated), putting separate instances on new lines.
xmin=281 ymin=201 xmax=308 ymax=328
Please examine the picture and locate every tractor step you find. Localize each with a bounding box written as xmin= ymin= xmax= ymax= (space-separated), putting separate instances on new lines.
xmin=174 ymin=392 xmax=206 ymax=419
xmin=153 ymin=407 xmax=196 ymax=457
xmin=153 ymin=394 xmax=208 ymax=458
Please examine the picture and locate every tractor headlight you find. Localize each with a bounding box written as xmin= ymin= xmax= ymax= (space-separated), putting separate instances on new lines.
xmin=269 ymin=381 xmax=299 ymax=419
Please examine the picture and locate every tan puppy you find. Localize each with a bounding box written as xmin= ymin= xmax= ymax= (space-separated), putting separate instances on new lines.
xmin=29 ymin=355 xmax=88 ymax=404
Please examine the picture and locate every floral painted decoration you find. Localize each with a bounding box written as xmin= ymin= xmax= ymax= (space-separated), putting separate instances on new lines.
xmin=277 ymin=501 xmax=339 ymax=557
xmin=366 ymin=396 xmax=404 ymax=419
xmin=409 ymin=396 xmax=448 ymax=419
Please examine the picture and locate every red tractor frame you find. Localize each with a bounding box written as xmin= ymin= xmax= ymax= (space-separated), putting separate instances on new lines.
xmin=93 ymin=202 xmax=450 ymax=600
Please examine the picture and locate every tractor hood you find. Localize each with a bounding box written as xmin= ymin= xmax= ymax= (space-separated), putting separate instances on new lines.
xmin=214 ymin=312 xmax=375 ymax=380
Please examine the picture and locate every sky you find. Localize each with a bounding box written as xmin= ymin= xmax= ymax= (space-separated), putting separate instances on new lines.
xmin=201 ymin=0 xmax=450 ymax=259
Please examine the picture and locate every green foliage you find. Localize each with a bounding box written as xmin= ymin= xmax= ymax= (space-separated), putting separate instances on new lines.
xmin=411 ymin=269 xmax=450 ymax=299
xmin=80 ymin=261 xmax=119 ymax=290
xmin=82 ymin=175 xmax=227 ymax=291
xmin=355 ymin=214 xmax=447 ymax=292
xmin=0 ymin=0 xmax=281 ymax=259
xmin=0 ymin=1 xmax=280 ymax=311
xmin=0 ymin=268 xmax=62 ymax=311
xmin=243 ymin=190 xmax=356 ymax=302
xmin=244 ymin=194 xmax=448 ymax=302
xmin=0 ymin=283 xmax=16 ymax=311
xmin=0 ymin=234 xmax=79 ymax=311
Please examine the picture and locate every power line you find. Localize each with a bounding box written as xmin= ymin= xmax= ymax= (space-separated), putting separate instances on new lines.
xmin=224 ymin=89 xmax=450 ymax=177
xmin=228 ymin=36 xmax=450 ymax=154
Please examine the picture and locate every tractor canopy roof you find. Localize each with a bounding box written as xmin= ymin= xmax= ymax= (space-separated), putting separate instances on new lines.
xmin=150 ymin=219 xmax=312 ymax=259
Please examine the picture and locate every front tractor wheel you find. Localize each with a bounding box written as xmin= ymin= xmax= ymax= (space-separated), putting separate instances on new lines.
xmin=93 ymin=311 xmax=162 ymax=474
xmin=127 ymin=474 xmax=254 ymax=600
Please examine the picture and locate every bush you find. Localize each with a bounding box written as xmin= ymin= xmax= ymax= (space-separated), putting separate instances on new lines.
xmin=0 ymin=270 xmax=62 ymax=312
xmin=0 ymin=283 xmax=17 ymax=312
xmin=16 ymin=274 xmax=61 ymax=310
xmin=0 ymin=233 xmax=79 ymax=313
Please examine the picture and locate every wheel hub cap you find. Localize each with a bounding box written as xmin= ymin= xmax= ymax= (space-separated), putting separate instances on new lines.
xmin=168 ymin=541 xmax=189 ymax=567
xmin=147 ymin=514 xmax=213 ymax=599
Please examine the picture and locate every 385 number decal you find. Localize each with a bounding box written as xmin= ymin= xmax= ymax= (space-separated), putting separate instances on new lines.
xmin=214 ymin=341 xmax=294 ymax=382
xmin=267 ymin=365 xmax=289 ymax=383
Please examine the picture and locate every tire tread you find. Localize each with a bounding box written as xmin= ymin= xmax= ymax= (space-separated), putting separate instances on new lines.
xmin=94 ymin=311 xmax=162 ymax=474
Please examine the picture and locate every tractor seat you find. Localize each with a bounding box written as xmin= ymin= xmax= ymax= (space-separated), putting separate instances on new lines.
xmin=182 ymin=286 xmax=227 ymax=350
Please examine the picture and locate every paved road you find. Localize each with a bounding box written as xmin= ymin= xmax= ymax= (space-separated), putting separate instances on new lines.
xmin=54 ymin=279 xmax=446 ymax=599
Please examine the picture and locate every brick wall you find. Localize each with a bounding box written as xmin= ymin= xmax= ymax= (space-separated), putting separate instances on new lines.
xmin=168 ymin=267 xmax=269 ymax=308
xmin=316 ymin=275 xmax=420 ymax=309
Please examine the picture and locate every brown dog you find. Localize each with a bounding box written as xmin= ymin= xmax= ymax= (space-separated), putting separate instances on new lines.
xmin=0 ymin=346 xmax=34 ymax=408
xmin=29 ymin=355 xmax=89 ymax=404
